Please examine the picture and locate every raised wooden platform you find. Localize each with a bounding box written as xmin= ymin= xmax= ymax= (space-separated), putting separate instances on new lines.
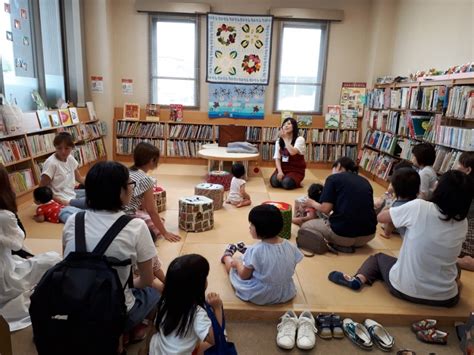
xmin=19 ymin=165 xmax=474 ymax=327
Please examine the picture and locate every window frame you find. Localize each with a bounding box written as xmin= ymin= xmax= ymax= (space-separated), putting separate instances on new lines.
xmin=149 ymin=14 xmax=200 ymax=109
xmin=273 ymin=20 xmax=329 ymax=115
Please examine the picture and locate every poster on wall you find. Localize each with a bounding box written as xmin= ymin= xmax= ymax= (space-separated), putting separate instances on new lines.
xmin=121 ymin=78 xmax=133 ymax=95
xmin=208 ymin=83 xmax=265 ymax=119
xmin=207 ymin=13 xmax=273 ymax=85
xmin=340 ymin=82 xmax=367 ymax=117
xmin=91 ymin=76 xmax=104 ymax=93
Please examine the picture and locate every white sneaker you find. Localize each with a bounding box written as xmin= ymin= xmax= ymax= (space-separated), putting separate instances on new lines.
xmin=276 ymin=311 xmax=298 ymax=349
xmin=297 ymin=311 xmax=317 ymax=350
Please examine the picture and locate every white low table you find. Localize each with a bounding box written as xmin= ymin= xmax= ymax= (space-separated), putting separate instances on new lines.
xmin=198 ymin=145 xmax=260 ymax=179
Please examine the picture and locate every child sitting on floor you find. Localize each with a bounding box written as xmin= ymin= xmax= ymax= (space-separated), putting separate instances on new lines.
xmin=379 ymin=167 xmax=420 ymax=238
xmin=33 ymin=186 xmax=81 ymax=223
xmin=292 ymin=183 xmax=324 ymax=226
xmin=222 ymin=204 xmax=303 ymax=305
xmin=134 ymin=228 xmax=165 ymax=293
xmin=226 ymin=163 xmax=251 ymax=207
xmin=411 ymin=143 xmax=437 ymax=200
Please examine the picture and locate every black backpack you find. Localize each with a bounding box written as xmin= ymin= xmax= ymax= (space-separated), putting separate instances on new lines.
xmin=30 ymin=212 xmax=133 ymax=355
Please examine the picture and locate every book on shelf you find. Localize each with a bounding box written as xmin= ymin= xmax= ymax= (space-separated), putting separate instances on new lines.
xmin=36 ymin=110 xmax=51 ymax=129
xmin=28 ymin=133 xmax=55 ymax=156
xmin=296 ymin=115 xmax=312 ymax=128
xmin=86 ymin=101 xmax=97 ymax=121
xmin=169 ymin=104 xmax=183 ymax=122
xmin=246 ymin=127 xmax=261 ymax=141
xmin=340 ymin=109 xmax=358 ymax=129
xmin=410 ymin=115 xmax=432 ymax=138
xmin=69 ymin=107 xmax=80 ymax=124
xmin=436 ymin=125 xmax=474 ymax=151
xmin=123 ymin=103 xmax=140 ymax=120
xmin=0 ymin=138 xmax=29 ymax=164
xmin=446 ymin=86 xmax=474 ymax=118
xmin=145 ymin=104 xmax=160 ymax=121
xmin=325 ymin=106 xmax=340 ymax=129
xmin=383 ymin=87 xmax=391 ymax=109
xmin=8 ymin=168 xmax=35 ymax=194
xmin=59 ymin=109 xmax=73 ymax=126
xmin=400 ymin=87 xmax=410 ymax=109
xmin=390 ymin=89 xmax=400 ymax=109
xmin=48 ymin=111 xmax=61 ymax=127
xmin=281 ymin=111 xmax=293 ymax=123
xmin=116 ymin=138 xmax=164 ymax=155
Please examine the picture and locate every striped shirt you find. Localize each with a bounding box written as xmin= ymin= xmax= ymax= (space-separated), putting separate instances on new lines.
xmin=123 ymin=168 xmax=155 ymax=214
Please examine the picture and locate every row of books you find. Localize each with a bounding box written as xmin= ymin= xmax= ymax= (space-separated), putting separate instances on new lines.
xmin=260 ymin=143 xmax=276 ymax=161
xmin=311 ymin=129 xmax=359 ymax=144
xmin=168 ymin=124 xmax=213 ymax=140
xmin=166 ymin=140 xmax=213 ymax=158
xmin=433 ymin=146 xmax=462 ymax=174
xmin=0 ymin=138 xmax=29 ymax=164
xmin=261 ymin=127 xmax=310 ymax=142
xmin=73 ymin=140 xmax=107 ymax=167
xmin=445 ymin=86 xmax=474 ymax=118
xmin=116 ymin=138 xmax=165 ymax=155
xmin=367 ymin=86 xmax=446 ymax=112
xmin=27 ymin=133 xmax=56 ymax=156
xmin=308 ymin=144 xmax=358 ymax=163
xmin=116 ymin=121 xmax=165 ymax=138
xmin=436 ymin=126 xmax=474 ymax=151
xmin=359 ymin=148 xmax=397 ymax=180
xmin=9 ymin=168 xmax=35 ymax=194
xmin=246 ymin=127 xmax=261 ymax=141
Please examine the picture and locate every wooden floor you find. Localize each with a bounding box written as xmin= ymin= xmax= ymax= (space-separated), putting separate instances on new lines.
xmin=19 ymin=164 xmax=474 ymax=326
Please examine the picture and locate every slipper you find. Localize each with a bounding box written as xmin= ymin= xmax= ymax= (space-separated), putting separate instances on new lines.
xmin=416 ymin=328 xmax=448 ymax=345
xmin=342 ymin=318 xmax=373 ymax=350
xmin=411 ymin=319 xmax=437 ymax=332
xmin=363 ymin=319 xmax=394 ymax=351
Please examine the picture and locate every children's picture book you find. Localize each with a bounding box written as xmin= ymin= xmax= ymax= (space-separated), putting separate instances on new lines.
xmin=281 ymin=111 xmax=293 ymax=123
xmin=169 ymin=104 xmax=183 ymax=122
xmin=296 ymin=115 xmax=312 ymax=128
xmin=340 ymin=82 xmax=367 ymax=117
xmin=146 ymin=104 xmax=160 ymax=121
xmin=325 ymin=105 xmax=341 ymax=129
xmin=36 ymin=110 xmax=51 ymax=129
xmin=69 ymin=107 xmax=80 ymax=124
xmin=341 ymin=109 xmax=358 ymax=129
xmin=123 ymin=103 xmax=140 ymax=120
xmin=411 ymin=115 xmax=432 ymax=138
xmin=48 ymin=111 xmax=61 ymax=127
xmin=58 ymin=108 xmax=73 ymax=126
xmin=86 ymin=101 xmax=97 ymax=121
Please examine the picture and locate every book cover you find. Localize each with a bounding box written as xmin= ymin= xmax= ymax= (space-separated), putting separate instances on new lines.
xmin=169 ymin=104 xmax=183 ymax=122
xmin=340 ymin=109 xmax=358 ymax=129
xmin=325 ymin=112 xmax=340 ymax=129
xmin=58 ymin=109 xmax=73 ymax=126
xmin=146 ymin=104 xmax=160 ymax=121
xmin=69 ymin=107 xmax=80 ymax=124
xmin=36 ymin=110 xmax=51 ymax=129
xmin=86 ymin=101 xmax=97 ymax=121
xmin=48 ymin=111 xmax=61 ymax=127
xmin=296 ymin=115 xmax=312 ymax=128
xmin=340 ymin=83 xmax=366 ymax=117
xmin=123 ymin=103 xmax=140 ymax=120
xmin=411 ymin=116 xmax=431 ymax=138
xmin=280 ymin=111 xmax=293 ymax=124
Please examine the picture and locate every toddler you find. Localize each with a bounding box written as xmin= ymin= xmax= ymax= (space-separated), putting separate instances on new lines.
xmin=33 ymin=186 xmax=81 ymax=223
xmin=411 ymin=143 xmax=437 ymax=200
xmin=226 ymin=163 xmax=251 ymax=207
xmin=150 ymin=254 xmax=229 ymax=355
xmin=292 ymin=183 xmax=324 ymax=226
xmin=134 ymin=228 xmax=165 ymax=293
xmin=222 ymin=204 xmax=303 ymax=305
xmin=39 ymin=132 xmax=86 ymax=208
xmin=380 ymin=167 xmax=420 ymax=238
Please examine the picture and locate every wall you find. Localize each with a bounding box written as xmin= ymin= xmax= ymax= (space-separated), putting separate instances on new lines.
xmin=390 ymin=0 xmax=474 ymax=76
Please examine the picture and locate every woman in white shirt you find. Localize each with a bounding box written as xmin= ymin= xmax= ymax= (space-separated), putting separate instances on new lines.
xmin=270 ymin=118 xmax=306 ymax=190
xmin=328 ymin=170 xmax=473 ymax=307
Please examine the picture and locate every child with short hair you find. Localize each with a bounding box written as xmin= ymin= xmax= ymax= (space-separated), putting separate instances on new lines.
xmin=411 ymin=143 xmax=437 ymax=200
xmin=150 ymin=254 xmax=228 ymax=355
xmin=457 ymin=151 xmax=474 ymax=271
xmin=39 ymin=132 xmax=85 ymax=207
xmin=226 ymin=163 xmax=251 ymax=207
xmin=222 ymin=204 xmax=303 ymax=305
xmin=292 ymin=183 xmax=324 ymax=226
xmin=33 ymin=186 xmax=81 ymax=223
xmin=380 ymin=167 xmax=420 ymax=238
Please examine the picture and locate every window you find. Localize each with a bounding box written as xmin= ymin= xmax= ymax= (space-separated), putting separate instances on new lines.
xmin=274 ymin=21 xmax=329 ymax=114
xmin=150 ymin=15 xmax=199 ymax=107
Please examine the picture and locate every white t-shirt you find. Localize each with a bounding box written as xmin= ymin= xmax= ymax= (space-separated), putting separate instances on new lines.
xmin=227 ymin=177 xmax=246 ymax=203
xmin=273 ymin=136 xmax=306 ymax=159
xmin=42 ymin=154 xmax=79 ymax=201
xmin=149 ymin=306 xmax=212 ymax=355
xmin=418 ymin=166 xmax=437 ymax=200
xmin=62 ymin=210 xmax=157 ymax=310
xmin=389 ymin=199 xmax=467 ymax=300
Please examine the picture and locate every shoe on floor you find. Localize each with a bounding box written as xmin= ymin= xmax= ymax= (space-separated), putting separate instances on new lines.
xmin=316 ymin=314 xmax=332 ymax=339
xmin=411 ymin=319 xmax=437 ymax=332
xmin=363 ymin=319 xmax=394 ymax=351
xmin=276 ymin=311 xmax=298 ymax=349
xmin=297 ymin=311 xmax=317 ymax=350
xmin=331 ymin=314 xmax=344 ymax=339
xmin=343 ymin=318 xmax=373 ymax=350
xmin=416 ymin=328 xmax=448 ymax=345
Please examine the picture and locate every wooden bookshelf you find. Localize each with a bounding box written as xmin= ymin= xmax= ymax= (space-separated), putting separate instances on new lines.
xmin=0 ymin=107 xmax=108 ymax=205
xmin=112 ymin=107 xmax=363 ymax=169
xmin=361 ymin=77 xmax=474 ymax=186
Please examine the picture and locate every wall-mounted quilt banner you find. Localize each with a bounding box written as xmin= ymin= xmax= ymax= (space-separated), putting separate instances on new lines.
xmin=207 ymin=13 xmax=273 ymax=85
xmin=208 ymin=83 xmax=265 ymax=119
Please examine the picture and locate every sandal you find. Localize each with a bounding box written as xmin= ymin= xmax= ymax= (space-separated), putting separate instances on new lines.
xmin=342 ymin=318 xmax=373 ymax=350
xmin=411 ymin=319 xmax=437 ymax=332
xmin=396 ymin=350 xmax=416 ymax=355
xmin=236 ymin=241 xmax=247 ymax=254
xmin=363 ymin=319 xmax=394 ymax=351
xmin=330 ymin=314 xmax=344 ymax=339
xmin=221 ymin=244 xmax=237 ymax=263
xmin=316 ymin=314 xmax=332 ymax=339
xmin=416 ymin=328 xmax=448 ymax=345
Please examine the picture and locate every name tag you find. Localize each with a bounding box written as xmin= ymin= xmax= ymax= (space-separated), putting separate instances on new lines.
xmin=282 ymin=155 xmax=289 ymax=163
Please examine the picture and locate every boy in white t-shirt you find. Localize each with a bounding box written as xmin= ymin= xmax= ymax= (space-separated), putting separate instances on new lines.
xmin=40 ymin=132 xmax=85 ymax=208
xmin=226 ymin=163 xmax=251 ymax=208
